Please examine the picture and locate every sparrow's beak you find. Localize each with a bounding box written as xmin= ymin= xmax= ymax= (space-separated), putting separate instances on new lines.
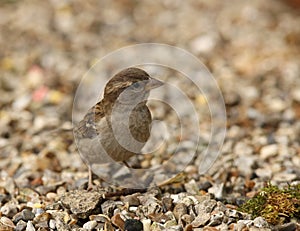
xmin=145 ymin=78 xmax=164 ymax=90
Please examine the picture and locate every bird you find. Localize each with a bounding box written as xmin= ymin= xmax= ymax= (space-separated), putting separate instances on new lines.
xmin=73 ymin=67 xmax=163 ymax=189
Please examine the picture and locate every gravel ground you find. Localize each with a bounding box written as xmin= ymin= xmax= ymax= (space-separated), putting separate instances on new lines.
xmin=0 ymin=0 xmax=300 ymax=230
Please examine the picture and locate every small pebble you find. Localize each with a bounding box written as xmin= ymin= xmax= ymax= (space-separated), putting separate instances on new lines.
xmin=208 ymin=211 xmax=224 ymax=226
xmin=173 ymin=203 xmax=187 ymax=220
xmin=22 ymin=209 xmax=35 ymax=221
xmin=12 ymin=212 xmax=23 ymax=223
xmin=190 ymin=34 xmax=218 ymax=55
xmin=253 ymin=217 xmax=269 ymax=228
xmin=275 ymin=222 xmax=297 ymax=231
xmin=0 ymin=216 xmax=15 ymax=230
xmin=122 ymin=194 xmax=140 ymax=206
xmin=49 ymin=219 xmax=56 ymax=229
xmin=142 ymin=219 xmax=151 ymax=231
xmin=83 ymin=220 xmax=97 ymax=230
xmin=1 ymin=203 xmax=18 ymax=217
xmin=15 ymin=220 xmax=27 ymax=231
xmin=111 ymin=213 xmax=125 ymax=230
xmin=162 ymin=197 xmax=174 ymax=211
xmin=46 ymin=192 xmax=58 ymax=200
xmin=255 ymin=168 xmax=272 ymax=179
xmin=260 ymin=144 xmax=278 ymax=159
xmin=89 ymin=214 xmax=110 ymax=223
xmin=198 ymin=181 xmax=213 ymax=191
xmin=191 ymin=212 xmax=210 ymax=228
xmin=124 ymin=219 xmax=143 ymax=231
xmin=26 ymin=221 xmax=36 ymax=231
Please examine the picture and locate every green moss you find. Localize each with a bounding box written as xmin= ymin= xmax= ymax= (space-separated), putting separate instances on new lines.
xmin=239 ymin=183 xmax=300 ymax=225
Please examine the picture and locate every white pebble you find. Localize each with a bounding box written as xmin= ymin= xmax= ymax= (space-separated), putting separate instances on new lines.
xmin=253 ymin=216 xmax=269 ymax=228
xmin=12 ymin=94 xmax=31 ymax=111
xmin=49 ymin=219 xmax=56 ymax=229
xmin=190 ymin=34 xmax=218 ymax=54
xmin=260 ymin=144 xmax=278 ymax=159
xmin=142 ymin=219 xmax=151 ymax=231
xmin=26 ymin=221 xmax=36 ymax=231
xmin=255 ymin=168 xmax=272 ymax=179
xmin=83 ymin=220 xmax=97 ymax=230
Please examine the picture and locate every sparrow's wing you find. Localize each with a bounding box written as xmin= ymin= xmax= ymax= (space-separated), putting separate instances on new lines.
xmin=74 ymin=100 xmax=117 ymax=165
xmin=73 ymin=101 xmax=105 ymax=139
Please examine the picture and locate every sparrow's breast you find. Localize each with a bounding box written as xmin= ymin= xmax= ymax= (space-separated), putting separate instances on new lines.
xmin=101 ymin=103 xmax=152 ymax=161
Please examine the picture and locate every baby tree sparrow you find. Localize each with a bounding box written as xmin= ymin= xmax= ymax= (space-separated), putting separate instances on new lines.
xmin=73 ymin=67 xmax=163 ymax=189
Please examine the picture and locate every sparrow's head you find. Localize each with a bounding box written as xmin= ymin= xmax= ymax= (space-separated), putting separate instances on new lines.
xmin=104 ymin=67 xmax=163 ymax=105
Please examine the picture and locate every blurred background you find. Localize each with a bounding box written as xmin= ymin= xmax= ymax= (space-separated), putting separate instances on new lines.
xmin=0 ymin=0 xmax=300 ymax=229
xmin=1 ymin=0 xmax=300 ymax=119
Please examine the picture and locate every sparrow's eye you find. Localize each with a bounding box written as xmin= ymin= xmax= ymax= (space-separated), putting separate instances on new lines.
xmin=131 ymin=82 xmax=143 ymax=91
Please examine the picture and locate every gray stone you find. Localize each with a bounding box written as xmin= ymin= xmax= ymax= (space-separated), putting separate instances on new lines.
xmin=22 ymin=209 xmax=35 ymax=221
xmin=191 ymin=210 xmax=210 ymax=227
xmin=60 ymin=190 xmax=103 ymax=219
xmin=275 ymin=222 xmax=297 ymax=231
xmin=237 ymin=219 xmax=254 ymax=229
xmin=253 ymin=216 xmax=269 ymax=228
xmin=195 ymin=199 xmax=217 ymax=214
xmin=12 ymin=212 xmax=23 ymax=223
xmin=0 ymin=202 xmax=18 ymax=218
xmin=101 ymin=200 xmax=118 ymax=217
xmin=208 ymin=211 xmax=224 ymax=226
xmin=15 ymin=220 xmax=27 ymax=231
